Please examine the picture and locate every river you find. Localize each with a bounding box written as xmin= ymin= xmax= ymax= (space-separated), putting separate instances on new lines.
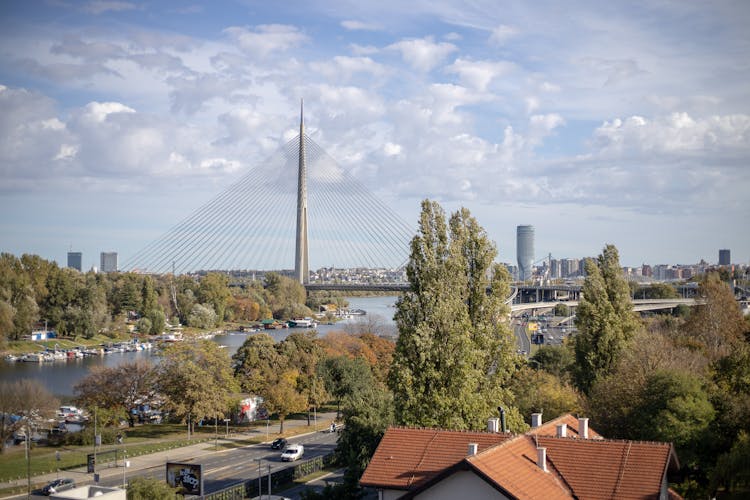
xmin=0 ymin=296 xmax=398 ymax=398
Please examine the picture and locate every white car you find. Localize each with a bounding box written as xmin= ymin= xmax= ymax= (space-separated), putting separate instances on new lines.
xmin=281 ymin=444 xmax=304 ymax=461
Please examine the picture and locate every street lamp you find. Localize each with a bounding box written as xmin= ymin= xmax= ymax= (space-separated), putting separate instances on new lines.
xmin=122 ymin=452 xmax=129 ymax=488
xmin=254 ymin=458 xmax=262 ymax=499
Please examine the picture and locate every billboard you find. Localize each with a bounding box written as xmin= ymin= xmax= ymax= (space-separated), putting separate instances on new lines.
xmin=166 ymin=462 xmax=203 ymax=496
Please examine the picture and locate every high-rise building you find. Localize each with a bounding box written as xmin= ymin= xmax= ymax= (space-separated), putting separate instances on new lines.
xmin=719 ymin=249 xmax=730 ymax=266
xmin=67 ymin=251 xmax=82 ymax=271
xmin=516 ymin=225 xmax=534 ymax=281
xmin=100 ymin=252 xmax=118 ymax=273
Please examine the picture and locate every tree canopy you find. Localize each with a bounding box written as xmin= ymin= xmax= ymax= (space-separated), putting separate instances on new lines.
xmin=389 ymin=200 xmax=522 ymax=431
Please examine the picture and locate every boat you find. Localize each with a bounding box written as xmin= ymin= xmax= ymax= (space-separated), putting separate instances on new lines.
xmin=288 ymin=318 xmax=318 ymax=328
xmin=4 ymin=354 xmax=19 ymax=362
xmin=22 ymin=352 xmax=45 ymax=362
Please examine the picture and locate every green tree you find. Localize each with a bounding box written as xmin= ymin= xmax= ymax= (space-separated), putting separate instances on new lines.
xmin=319 ymin=356 xmax=374 ymax=417
xmin=509 ymin=366 xmax=581 ymax=420
xmin=632 ymin=370 xmax=714 ymax=454
xmin=157 ymin=341 xmax=238 ymax=438
xmin=573 ymin=244 xmax=638 ymax=394
xmin=233 ymin=333 xmax=281 ymax=394
xmin=197 ymin=273 xmax=231 ymax=325
xmin=127 ymin=476 xmax=179 ymax=500
xmin=530 ymin=344 xmax=575 ymax=382
xmin=389 ymin=200 xmax=521 ymax=431
xmin=187 ymin=303 xmax=217 ymax=329
xmin=263 ymin=369 xmax=308 ymax=433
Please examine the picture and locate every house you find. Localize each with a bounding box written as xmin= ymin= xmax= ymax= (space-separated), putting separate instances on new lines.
xmin=360 ymin=413 xmax=681 ymax=500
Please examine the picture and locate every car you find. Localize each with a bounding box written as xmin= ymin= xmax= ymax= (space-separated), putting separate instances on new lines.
xmin=280 ymin=444 xmax=304 ymax=461
xmin=42 ymin=478 xmax=75 ymax=495
xmin=271 ymin=437 xmax=287 ymax=450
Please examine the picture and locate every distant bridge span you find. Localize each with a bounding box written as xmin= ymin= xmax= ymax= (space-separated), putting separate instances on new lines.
xmin=509 ymin=298 xmax=700 ymax=315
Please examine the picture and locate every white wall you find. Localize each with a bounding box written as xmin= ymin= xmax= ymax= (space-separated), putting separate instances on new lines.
xmin=414 ymin=470 xmax=507 ymax=499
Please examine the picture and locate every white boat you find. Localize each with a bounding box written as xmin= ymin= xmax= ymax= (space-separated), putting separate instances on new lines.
xmin=288 ymin=318 xmax=318 ymax=328
xmin=22 ymin=352 xmax=45 ymax=362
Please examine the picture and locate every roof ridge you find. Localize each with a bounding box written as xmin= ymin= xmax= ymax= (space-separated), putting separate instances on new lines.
xmin=389 ymin=425 xmax=514 ymax=435
xmin=539 ymin=435 xmax=673 ymax=446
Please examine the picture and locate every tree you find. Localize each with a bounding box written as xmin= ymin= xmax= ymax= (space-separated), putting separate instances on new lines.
xmin=319 ymin=356 xmax=374 ymax=417
xmin=389 ymin=200 xmax=522 ymax=431
xmin=232 ymin=333 xmax=281 ymax=394
xmin=530 ymin=344 xmax=575 ymax=382
xmin=509 ymin=366 xmax=581 ymax=420
xmin=684 ymin=273 xmax=746 ymax=360
xmin=127 ymin=476 xmax=179 ymax=500
xmin=263 ymin=370 xmax=308 ymax=433
xmin=197 ymin=273 xmax=232 ymax=325
xmin=631 ymin=370 xmax=714 ymax=456
xmin=335 ymin=385 xmax=394 ymax=497
xmin=187 ymin=303 xmax=217 ymax=329
xmin=74 ymin=360 xmax=157 ymax=427
xmin=0 ymin=380 xmax=59 ymax=453
xmin=157 ymin=341 xmax=238 ymax=438
xmin=573 ymin=244 xmax=638 ymax=394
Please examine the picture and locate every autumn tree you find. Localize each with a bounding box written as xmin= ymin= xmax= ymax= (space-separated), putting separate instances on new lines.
xmin=157 ymin=340 xmax=238 ymax=438
xmin=389 ymin=200 xmax=522 ymax=431
xmin=233 ymin=333 xmax=281 ymax=394
xmin=573 ymin=244 xmax=639 ymax=394
xmin=74 ymin=360 xmax=157 ymax=427
xmin=0 ymin=380 xmax=59 ymax=453
xmin=684 ymin=273 xmax=746 ymax=360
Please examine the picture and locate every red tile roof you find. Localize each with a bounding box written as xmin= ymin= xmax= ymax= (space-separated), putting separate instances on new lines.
xmin=468 ymin=435 xmax=572 ymax=499
xmin=361 ymin=414 xmax=681 ymax=500
xmin=527 ymin=413 xmax=603 ymax=439
xmin=359 ymin=426 xmax=511 ymax=490
xmin=538 ymin=436 xmax=679 ymax=500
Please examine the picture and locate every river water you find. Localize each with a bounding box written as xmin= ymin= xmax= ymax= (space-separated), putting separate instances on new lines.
xmin=0 ymin=296 xmax=398 ymax=398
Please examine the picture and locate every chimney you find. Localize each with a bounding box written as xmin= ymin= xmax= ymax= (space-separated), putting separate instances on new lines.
xmin=487 ymin=418 xmax=499 ymax=433
xmin=531 ymin=412 xmax=543 ymax=428
xmin=556 ymin=423 xmax=567 ymax=438
xmin=537 ymin=447 xmax=548 ymax=472
xmin=468 ymin=443 xmax=478 ymax=456
xmin=578 ymin=417 xmax=589 ymax=439
xmin=499 ymin=407 xmax=507 ymax=433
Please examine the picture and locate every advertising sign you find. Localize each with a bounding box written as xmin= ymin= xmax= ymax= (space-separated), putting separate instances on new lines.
xmin=166 ymin=462 xmax=203 ymax=496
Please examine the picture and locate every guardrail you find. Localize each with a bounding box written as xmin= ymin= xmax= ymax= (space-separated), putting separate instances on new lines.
xmin=200 ymin=453 xmax=336 ymax=500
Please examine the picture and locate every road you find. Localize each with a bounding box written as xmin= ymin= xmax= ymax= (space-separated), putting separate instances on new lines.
xmin=97 ymin=430 xmax=338 ymax=494
xmin=11 ymin=415 xmax=340 ymax=499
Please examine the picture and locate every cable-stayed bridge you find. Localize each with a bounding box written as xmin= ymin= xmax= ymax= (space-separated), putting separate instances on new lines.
xmin=122 ymin=103 xmax=414 ymax=281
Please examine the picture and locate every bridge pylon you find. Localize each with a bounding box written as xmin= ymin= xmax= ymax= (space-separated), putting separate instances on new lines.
xmin=294 ymin=99 xmax=309 ymax=284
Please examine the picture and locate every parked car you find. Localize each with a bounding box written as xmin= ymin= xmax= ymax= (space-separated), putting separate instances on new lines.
xmin=42 ymin=478 xmax=75 ymax=495
xmin=271 ymin=437 xmax=287 ymax=450
xmin=280 ymin=444 xmax=304 ymax=461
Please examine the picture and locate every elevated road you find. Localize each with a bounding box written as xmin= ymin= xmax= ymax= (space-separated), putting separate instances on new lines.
xmin=509 ymin=298 xmax=699 ymax=315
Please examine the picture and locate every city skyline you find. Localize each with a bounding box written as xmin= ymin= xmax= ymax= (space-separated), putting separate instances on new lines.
xmin=1 ymin=1 xmax=748 ymax=268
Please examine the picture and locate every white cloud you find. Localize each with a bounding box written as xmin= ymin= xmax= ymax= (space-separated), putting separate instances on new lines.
xmin=387 ymin=37 xmax=457 ymax=72
xmin=81 ymin=101 xmax=136 ymax=123
xmin=349 ymin=44 xmax=379 ymax=56
xmin=446 ymin=58 xmax=515 ymax=91
xmin=83 ymin=1 xmax=137 ymax=15
xmin=593 ymin=112 xmax=750 ymax=155
xmin=489 ymin=24 xmax=519 ymax=45
xmin=223 ymin=25 xmax=308 ymax=58
xmin=341 ymin=20 xmax=380 ymax=31
xmin=383 ymin=142 xmax=402 ymax=156
xmin=310 ymin=56 xmax=388 ymax=82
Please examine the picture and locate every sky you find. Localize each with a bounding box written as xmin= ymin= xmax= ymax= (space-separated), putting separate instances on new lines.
xmin=1 ymin=0 xmax=748 ymax=270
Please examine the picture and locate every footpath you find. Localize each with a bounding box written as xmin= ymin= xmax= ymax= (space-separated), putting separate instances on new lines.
xmin=1 ymin=412 xmax=340 ymax=499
